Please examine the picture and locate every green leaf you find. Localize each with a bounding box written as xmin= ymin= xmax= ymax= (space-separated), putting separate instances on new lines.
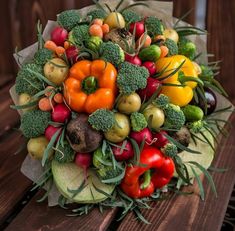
xmin=129 ymin=138 xmax=141 ymax=165
xmin=199 ymin=131 xmax=215 ymax=152
xmin=134 ymin=208 xmax=151 ymax=225
xmin=10 ymin=100 xmax=38 ymax=110
xmin=67 ymin=179 xmax=86 ymax=199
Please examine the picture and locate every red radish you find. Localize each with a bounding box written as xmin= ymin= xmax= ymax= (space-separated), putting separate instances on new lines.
xmin=112 ymin=140 xmax=134 ymax=161
xmin=138 ymin=77 xmax=161 ymax=101
xmin=153 ymin=131 xmax=169 ymax=148
xmin=51 ymin=26 xmax=68 ymax=46
xmin=129 ymin=21 xmax=145 ymax=39
xmin=125 ymin=54 xmax=142 ymax=66
xmin=65 ymin=46 xmax=79 ymax=64
xmin=142 ymin=61 xmax=156 ymax=76
xmin=75 ymin=153 xmax=92 ymax=176
xmin=52 ymin=104 xmax=71 ymax=123
xmin=130 ymin=128 xmax=153 ymax=145
xmin=45 ymin=125 xmax=61 ymax=141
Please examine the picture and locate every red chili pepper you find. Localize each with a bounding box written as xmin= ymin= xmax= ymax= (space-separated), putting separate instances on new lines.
xmin=120 ymin=146 xmax=175 ymax=198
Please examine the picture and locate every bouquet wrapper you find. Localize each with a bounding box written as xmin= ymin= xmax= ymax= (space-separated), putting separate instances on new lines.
xmin=10 ymin=0 xmax=234 ymax=206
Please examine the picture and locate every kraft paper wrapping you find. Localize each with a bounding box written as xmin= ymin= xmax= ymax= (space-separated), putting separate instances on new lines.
xmin=10 ymin=0 xmax=234 ymax=206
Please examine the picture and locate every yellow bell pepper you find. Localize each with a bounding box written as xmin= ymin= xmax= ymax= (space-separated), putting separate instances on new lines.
xmin=155 ymin=55 xmax=198 ymax=107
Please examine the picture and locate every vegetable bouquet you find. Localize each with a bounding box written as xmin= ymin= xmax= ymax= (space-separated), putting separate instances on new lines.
xmin=11 ymin=0 xmax=234 ymax=223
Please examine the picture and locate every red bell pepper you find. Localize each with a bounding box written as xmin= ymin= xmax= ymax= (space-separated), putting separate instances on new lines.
xmin=120 ymin=146 xmax=175 ymax=198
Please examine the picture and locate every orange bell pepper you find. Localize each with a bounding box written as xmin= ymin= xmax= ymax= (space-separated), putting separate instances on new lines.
xmin=64 ymin=60 xmax=117 ymax=114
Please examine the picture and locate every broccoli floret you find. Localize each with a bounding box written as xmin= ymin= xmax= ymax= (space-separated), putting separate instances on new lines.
xmin=130 ymin=112 xmax=147 ymax=132
xmin=161 ymin=143 xmax=178 ymax=157
xmin=122 ymin=10 xmax=142 ymax=23
xmin=69 ymin=24 xmax=90 ymax=46
xmin=87 ymin=9 xmax=107 ymax=20
xmin=199 ymin=65 xmax=214 ymax=79
xmin=145 ymin=16 xmax=164 ymax=38
xmin=154 ymin=94 xmax=169 ymax=109
xmin=187 ymin=120 xmax=205 ymax=133
xmin=93 ymin=147 xmax=123 ymax=184
xmin=54 ymin=141 xmax=75 ymax=163
xmin=178 ymin=37 xmax=196 ymax=60
xmin=99 ymin=41 xmax=125 ymax=67
xmin=117 ymin=62 xmax=149 ymax=94
xmin=15 ymin=63 xmax=44 ymax=96
xmin=57 ymin=10 xmax=81 ymax=31
xmin=21 ymin=110 xmax=51 ymax=138
xmin=165 ymin=38 xmax=178 ymax=56
xmin=34 ymin=48 xmax=54 ymax=66
xmin=88 ymin=109 xmax=115 ymax=132
xmin=164 ymin=104 xmax=186 ymax=129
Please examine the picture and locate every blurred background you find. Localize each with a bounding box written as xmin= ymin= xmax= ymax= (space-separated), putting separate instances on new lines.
xmin=0 ymin=0 xmax=234 ymax=230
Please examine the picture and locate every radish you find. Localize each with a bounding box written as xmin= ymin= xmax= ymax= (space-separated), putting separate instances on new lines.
xmin=45 ymin=125 xmax=61 ymax=141
xmin=129 ymin=21 xmax=145 ymax=39
xmin=52 ymin=104 xmax=71 ymax=123
xmin=142 ymin=61 xmax=156 ymax=76
xmin=51 ymin=26 xmax=68 ymax=46
xmin=152 ymin=131 xmax=169 ymax=148
xmin=112 ymin=140 xmax=134 ymax=161
xmin=66 ymin=46 xmax=79 ymax=64
xmin=130 ymin=128 xmax=153 ymax=145
xmin=125 ymin=54 xmax=142 ymax=66
xmin=138 ymin=77 xmax=161 ymax=101
xmin=75 ymin=152 xmax=92 ymax=177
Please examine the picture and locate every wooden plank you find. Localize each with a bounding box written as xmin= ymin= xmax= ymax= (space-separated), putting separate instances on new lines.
xmin=0 ymin=131 xmax=31 ymax=225
xmin=117 ymin=115 xmax=235 ymax=231
xmin=5 ymin=191 xmax=117 ymax=231
xmin=206 ymin=0 xmax=235 ymax=103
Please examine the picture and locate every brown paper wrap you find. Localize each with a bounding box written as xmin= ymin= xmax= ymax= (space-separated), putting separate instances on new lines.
xmin=10 ymin=0 xmax=234 ymax=206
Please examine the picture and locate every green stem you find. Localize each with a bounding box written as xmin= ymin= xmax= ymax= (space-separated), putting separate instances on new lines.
xmin=140 ymin=170 xmax=151 ymax=189
xmin=82 ymin=76 xmax=98 ymax=94
xmin=178 ymin=75 xmax=204 ymax=86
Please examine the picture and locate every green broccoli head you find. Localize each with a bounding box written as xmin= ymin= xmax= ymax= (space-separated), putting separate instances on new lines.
xmin=130 ymin=112 xmax=147 ymax=132
xmin=69 ymin=24 xmax=90 ymax=46
xmin=122 ymin=10 xmax=142 ymax=23
xmin=54 ymin=141 xmax=75 ymax=163
xmin=162 ymin=143 xmax=178 ymax=157
xmin=57 ymin=10 xmax=81 ymax=31
xmin=88 ymin=109 xmax=115 ymax=132
xmin=87 ymin=9 xmax=107 ymax=20
xmin=99 ymin=41 xmax=125 ymax=67
xmin=15 ymin=63 xmax=44 ymax=96
xmin=187 ymin=120 xmax=205 ymax=133
xmin=97 ymin=166 xmax=123 ymax=184
xmin=154 ymin=94 xmax=169 ymax=109
xmin=199 ymin=65 xmax=214 ymax=79
xmin=145 ymin=16 xmax=164 ymax=38
xmin=165 ymin=38 xmax=178 ymax=56
xmin=178 ymin=37 xmax=196 ymax=60
xmin=21 ymin=110 xmax=51 ymax=138
xmin=117 ymin=62 xmax=149 ymax=94
xmin=34 ymin=48 xmax=54 ymax=66
xmin=164 ymin=104 xmax=185 ymax=129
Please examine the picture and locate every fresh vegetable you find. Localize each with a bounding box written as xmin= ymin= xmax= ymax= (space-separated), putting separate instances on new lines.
xmin=88 ymin=109 xmax=115 ymax=132
xmin=139 ymin=45 xmax=161 ymax=62
xmin=122 ymin=9 xmax=142 ymax=23
xmin=144 ymin=16 xmax=164 ymax=38
xmin=121 ymin=146 xmax=175 ymax=198
xmin=199 ymin=65 xmax=214 ymax=79
xmin=112 ymin=140 xmax=134 ymax=161
xmin=164 ymin=38 xmax=178 ymax=56
xmin=117 ymin=93 xmax=141 ymax=115
xmin=51 ymin=26 xmax=68 ymax=46
xmin=66 ymin=114 xmax=103 ymax=153
xmin=104 ymin=12 xmax=125 ymax=29
xmin=136 ymin=34 xmax=152 ymax=49
xmin=57 ymin=10 xmax=81 ymax=31
xmin=172 ymin=126 xmax=191 ymax=147
xmin=187 ymin=120 xmax=205 ymax=133
xmin=52 ymin=104 xmax=71 ymax=123
xmin=21 ymin=110 xmax=51 ymax=138
xmin=89 ymin=24 xmax=103 ymax=38
xmin=45 ymin=125 xmax=61 ymax=141
xmin=130 ymin=127 xmax=153 ymax=145
xmin=143 ymin=104 xmax=165 ymax=130
xmin=130 ymin=112 xmax=148 ymax=132
xmin=178 ymin=37 xmax=196 ymax=60
xmin=15 ymin=63 xmax=44 ymax=96
xmin=75 ymin=152 xmax=92 ymax=172
xmin=69 ymin=24 xmax=90 ymax=46
xmin=52 ymin=160 xmax=115 ymax=203
xmin=154 ymin=93 xmax=169 ymax=109
xmin=163 ymin=28 xmax=179 ymax=43
xmin=104 ymin=113 xmax=130 ymax=143
xmin=101 ymin=24 xmax=109 ymax=34
xmin=142 ymin=61 xmax=156 ymax=76
xmin=99 ymin=41 xmax=125 ymax=67
xmin=65 ymin=46 xmax=79 ymax=64
xmin=125 ymin=54 xmax=142 ymax=66
xmin=44 ymin=40 xmax=57 ymax=51
xmin=27 ymin=136 xmax=51 ymax=160
xmin=64 ymin=60 xmax=117 ymax=114
xmin=153 ymin=130 xmax=168 ymax=148
xmin=34 ymin=48 xmax=54 ymax=66
xmin=87 ymin=36 xmax=103 ymax=51
xmin=18 ymin=93 xmax=36 ymax=112
xmin=129 ymin=21 xmax=145 ymax=39
xmin=117 ymin=62 xmax=149 ymax=94
xmin=155 ymin=55 xmax=199 ymax=107
xmin=44 ymin=58 xmax=69 ymax=85
xmin=87 ymin=9 xmax=107 ymax=20
xmin=53 ymin=93 xmax=64 ymax=104
xmin=54 ymin=141 xmax=75 ymax=163
xmin=159 ymin=45 xmax=169 ymax=58
xmin=182 ymin=105 xmax=204 ymax=122
xmin=38 ymin=97 xmax=54 ymax=111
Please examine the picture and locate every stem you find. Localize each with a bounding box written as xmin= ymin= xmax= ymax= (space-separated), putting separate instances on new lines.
xmin=82 ymin=76 xmax=98 ymax=94
xmin=178 ymin=75 xmax=204 ymax=86
xmin=140 ymin=170 xmax=151 ymax=189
